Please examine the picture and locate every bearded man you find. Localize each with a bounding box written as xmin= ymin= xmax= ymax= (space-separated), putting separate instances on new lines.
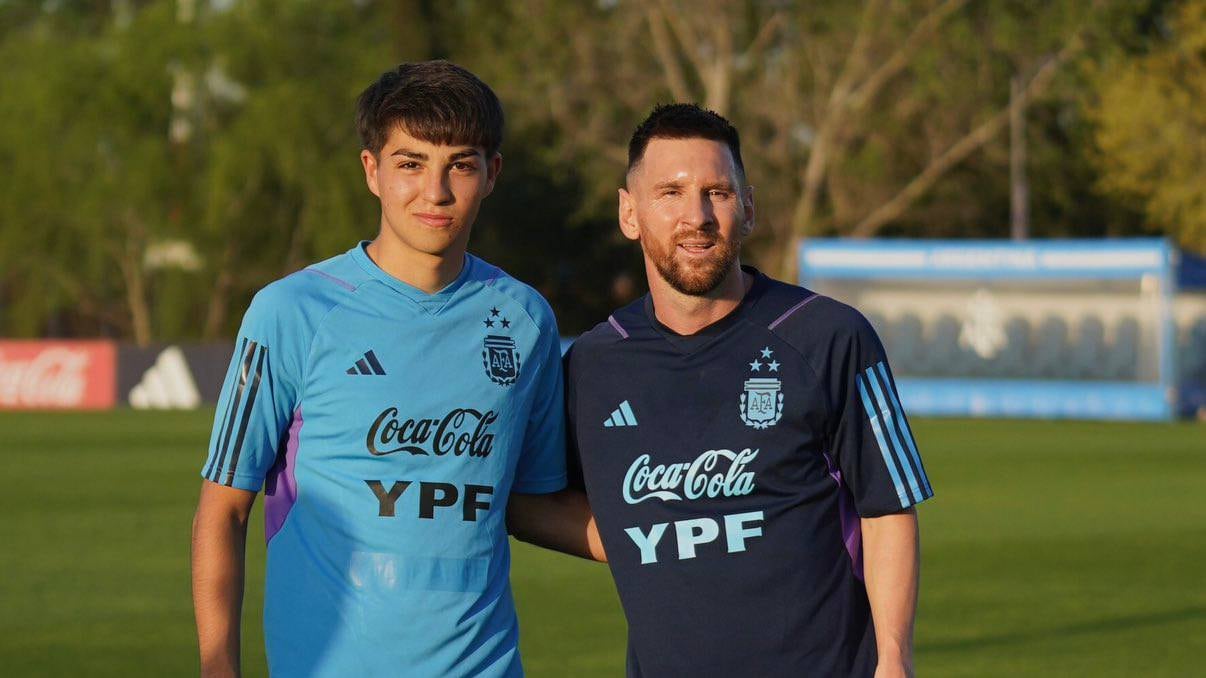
xmin=562 ymin=104 xmax=934 ymax=678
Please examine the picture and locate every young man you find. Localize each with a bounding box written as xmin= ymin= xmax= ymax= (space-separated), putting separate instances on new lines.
xmin=565 ymin=104 xmax=934 ymax=677
xmin=191 ymin=61 xmax=597 ymax=678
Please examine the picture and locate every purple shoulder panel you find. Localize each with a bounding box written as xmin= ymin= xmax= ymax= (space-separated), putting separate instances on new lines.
xmin=824 ymin=452 xmax=864 ymax=581
xmin=768 ymin=293 xmax=821 ymax=330
xmin=607 ymin=315 xmax=630 ymax=339
xmin=303 ymin=268 xmax=355 ymax=292
xmin=264 ymin=406 xmax=303 ymax=544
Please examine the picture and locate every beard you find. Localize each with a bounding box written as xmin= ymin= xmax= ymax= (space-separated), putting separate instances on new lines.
xmin=641 ymin=229 xmax=741 ymax=296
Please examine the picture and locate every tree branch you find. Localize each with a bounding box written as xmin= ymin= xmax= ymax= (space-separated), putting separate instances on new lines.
xmin=850 ymin=36 xmax=1085 ymax=238
xmin=119 ymin=218 xmax=153 ymax=346
xmin=655 ymin=0 xmax=708 ymax=84
xmin=203 ymin=240 xmax=236 ymax=340
xmin=738 ymin=11 xmax=786 ymax=70
xmin=846 ymin=0 xmax=969 ymax=113
xmin=704 ymin=14 xmax=734 ymax=113
xmin=830 ymin=0 xmax=889 ymax=108
xmin=645 ymin=5 xmax=693 ymax=102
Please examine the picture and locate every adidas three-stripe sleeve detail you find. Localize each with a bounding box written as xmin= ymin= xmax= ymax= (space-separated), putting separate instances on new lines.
xmin=201 ymin=279 xmax=310 ymax=492
xmin=856 ymin=363 xmax=931 ymax=508
xmin=224 ymin=345 xmax=267 ymax=486
xmin=875 ymin=362 xmax=932 ymax=498
xmin=204 ymin=340 xmax=281 ymax=489
xmin=863 ymin=364 xmax=924 ymax=504
xmin=205 ymin=337 xmax=248 ymax=480
xmin=809 ymin=302 xmax=933 ymax=517
xmin=207 ymin=339 xmax=258 ymax=482
xmin=855 ymin=373 xmax=910 ymax=508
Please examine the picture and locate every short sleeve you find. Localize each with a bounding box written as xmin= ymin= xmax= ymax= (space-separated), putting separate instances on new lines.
xmin=829 ymin=314 xmax=933 ymax=517
xmin=512 ymin=321 xmax=569 ymax=494
xmin=200 ymin=288 xmax=305 ymax=492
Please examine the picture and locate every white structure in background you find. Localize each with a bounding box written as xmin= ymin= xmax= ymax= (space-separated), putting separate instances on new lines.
xmin=800 ymin=238 xmax=1180 ymax=420
xmin=144 ymin=240 xmax=203 ymax=272
xmin=959 ymin=289 xmax=1007 ymax=360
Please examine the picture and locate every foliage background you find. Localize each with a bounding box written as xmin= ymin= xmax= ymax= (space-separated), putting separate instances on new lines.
xmin=0 ymin=0 xmax=1201 ymax=342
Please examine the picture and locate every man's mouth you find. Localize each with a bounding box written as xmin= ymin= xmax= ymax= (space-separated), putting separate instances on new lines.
xmin=677 ymin=241 xmax=716 ymax=256
xmin=414 ymin=213 xmax=454 ymax=228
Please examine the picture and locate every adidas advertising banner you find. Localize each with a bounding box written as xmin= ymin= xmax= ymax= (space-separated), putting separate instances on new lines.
xmin=0 ymin=340 xmax=117 ymax=410
xmin=117 ymin=344 xmax=233 ymax=410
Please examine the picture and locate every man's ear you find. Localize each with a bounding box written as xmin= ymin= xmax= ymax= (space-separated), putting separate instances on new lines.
xmin=740 ymin=184 xmax=756 ymax=237
xmin=618 ymin=187 xmax=641 ymax=242
xmin=482 ymin=152 xmax=503 ymax=197
xmin=361 ymin=149 xmax=381 ymax=198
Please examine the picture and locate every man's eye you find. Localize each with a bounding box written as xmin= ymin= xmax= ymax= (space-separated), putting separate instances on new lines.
xmin=709 ymin=190 xmax=732 ymax=199
xmin=452 ymin=162 xmax=478 ymax=172
xmin=398 ymin=161 xmax=421 ymax=170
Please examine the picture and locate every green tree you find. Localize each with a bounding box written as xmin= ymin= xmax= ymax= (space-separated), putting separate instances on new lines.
xmin=0 ymin=2 xmax=184 ymax=342
xmin=0 ymin=0 xmax=427 ymax=342
xmin=451 ymin=0 xmax=1108 ymax=278
xmin=189 ymin=0 xmax=418 ymax=338
xmin=1093 ymin=0 xmax=1206 ymax=253
xmin=0 ymin=0 xmax=1178 ymax=341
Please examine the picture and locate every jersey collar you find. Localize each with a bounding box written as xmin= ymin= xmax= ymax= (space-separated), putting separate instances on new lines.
xmin=349 ymin=240 xmax=475 ymax=312
xmin=643 ymin=265 xmax=769 ymax=353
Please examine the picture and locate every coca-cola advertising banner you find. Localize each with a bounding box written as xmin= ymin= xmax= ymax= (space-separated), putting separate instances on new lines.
xmin=0 ymin=340 xmax=117 ymax=410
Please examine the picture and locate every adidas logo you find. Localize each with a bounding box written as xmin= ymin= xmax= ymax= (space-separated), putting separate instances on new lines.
xmin=129 ymin=346 xmax=202 ymax=410
xmin=347 ymin=350 xmax=386 ymax=376
xmin=604 ymin=400 xmax=638 ymax=428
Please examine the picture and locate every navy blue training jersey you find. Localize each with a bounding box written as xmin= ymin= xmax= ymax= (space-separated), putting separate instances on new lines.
xmin=565 ymin=268 xmax=933 ymax=678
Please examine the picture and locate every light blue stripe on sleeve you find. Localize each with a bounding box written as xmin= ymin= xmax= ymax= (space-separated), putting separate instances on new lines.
xmin=856 ymin=374 xmax=909 ymax=508
xmin=876 ymin=361 xmax=932 ymax=498
xmin=866 ymin=365 xmax=924 ymax=504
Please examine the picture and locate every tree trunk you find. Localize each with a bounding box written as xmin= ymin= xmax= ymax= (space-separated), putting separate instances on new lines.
xmin=646 ymin=6 xmax=692 ymax=102
xmin=850 ymin=43 xmax=1080 ymax=238
xmin=780 ymin=123 xmax=835 ymax=279
xmin=776 ymin=0 xmax=971 ymax=279
xmin=203 ymin=242 xmax=236 ymax=340
xmin=1010 ymin=74 xmax=1030 ymax=240
xmin=119 ymin=231 xmax=152 ymax=347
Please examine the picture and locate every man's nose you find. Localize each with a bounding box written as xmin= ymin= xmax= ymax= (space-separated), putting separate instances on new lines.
xmin=422 ymin=169 xmax=454 ymax=205
xmin=680 ymin=192 xmax=716 ymax=230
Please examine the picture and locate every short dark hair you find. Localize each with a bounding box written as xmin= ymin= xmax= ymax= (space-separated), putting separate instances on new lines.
xmin=356 ymin=60 xmax=504 ymax=157
xmin=627 ymin=103 xmax=745 ymax=182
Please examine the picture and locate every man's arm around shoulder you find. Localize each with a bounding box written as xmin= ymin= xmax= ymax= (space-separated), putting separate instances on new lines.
xmin=192 ymin=481 xmax=257 ymax=678
xmin=507 ymin=489 xmax=607 ymax=563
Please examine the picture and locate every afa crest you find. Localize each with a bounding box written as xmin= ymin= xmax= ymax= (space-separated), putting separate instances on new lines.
xmin=481 ymin=308 xmax=520 ymax=386
xmin=740 ymin=378 xmax=783 ymax=428
xmin=739 ymin=346 xmax=784 ymax=429
xmin=483 ymin=335 xmax=520 ymax=385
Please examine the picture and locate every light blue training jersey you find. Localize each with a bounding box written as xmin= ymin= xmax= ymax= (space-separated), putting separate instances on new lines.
xmin=200 ymin=242 xmax=567 ymax=677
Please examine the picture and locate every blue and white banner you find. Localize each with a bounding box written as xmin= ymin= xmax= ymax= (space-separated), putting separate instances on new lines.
xmin=800 ymin=238 xmax=1174 ymax=281
xmin=895 ymin=378 xmax=1171 ymax=421
xmin=799 ymin=238 xmax=1178 ymax=420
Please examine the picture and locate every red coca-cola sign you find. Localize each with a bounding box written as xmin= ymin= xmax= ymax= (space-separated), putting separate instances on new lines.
xmin=0 ymin=341 xmax=116 ymax=410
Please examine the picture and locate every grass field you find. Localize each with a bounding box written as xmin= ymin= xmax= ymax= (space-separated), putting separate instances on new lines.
xmin=1 ymin=410 xmax=1203 ymax=677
